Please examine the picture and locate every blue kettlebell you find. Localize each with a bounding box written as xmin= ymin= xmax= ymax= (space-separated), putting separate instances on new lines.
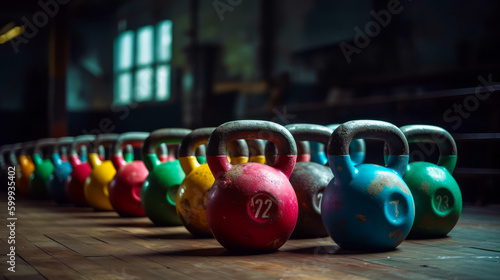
xmin=322 ymin=120 xmax=415 ymax=251
xmin=47 ymin=137 xmax=74 ymax=204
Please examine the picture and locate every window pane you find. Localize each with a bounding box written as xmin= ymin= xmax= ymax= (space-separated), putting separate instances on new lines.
xmin=135 ymin=67 xmax=153 ymax=102
xmin=115 ymin=73 xmax=132 ymax=105
xmin=156 ymin=20 xmax=172 ymax=62
xmin=136 ymin=25 xmax=154 ymax=66
xmin=156 ymin=65 xmax=170 ymax=101
xmin=114 ymin=31 xmax=134 ymax=71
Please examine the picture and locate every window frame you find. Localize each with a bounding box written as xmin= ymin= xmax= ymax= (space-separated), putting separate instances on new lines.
xmin=113 ymin=20 xmax=173 ymax=107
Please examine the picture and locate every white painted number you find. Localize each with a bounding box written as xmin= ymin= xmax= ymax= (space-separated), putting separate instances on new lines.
xmin=317 ymin=193 xmax=323 ymax=206
xmin=254 ymin=198 xmax=273 ymax=219
xmin=390 ymin=200 xmax=400 ymax=217
xmin=314 ymin=192 xmax=323 ymax=213
xmin=436 ymin=195 xmax=450 ymax=211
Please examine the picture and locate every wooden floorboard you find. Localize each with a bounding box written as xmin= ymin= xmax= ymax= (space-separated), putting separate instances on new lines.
xmin=1 ymin=194 xmax=499 ymax=279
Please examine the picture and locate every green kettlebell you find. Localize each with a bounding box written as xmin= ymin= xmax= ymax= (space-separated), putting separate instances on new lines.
xmin=398 ymin=125 xmax=462 ymax=238
xmin=30 ymin=138 xmax=57 ymax=199
xmin=141 ymin=128 xmax=192 ymax=226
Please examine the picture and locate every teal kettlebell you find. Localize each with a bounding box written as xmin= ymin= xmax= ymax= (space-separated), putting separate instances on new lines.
xmin=322 ymin=120 xmax=415 ymax=251
xmin=398 ymin=125 xmax=462 ymax=238
xmin=47 ymin=137 xmax=74 ymax=204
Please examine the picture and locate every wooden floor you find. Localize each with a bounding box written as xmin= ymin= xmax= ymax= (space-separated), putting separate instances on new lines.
xmin=1 ymin=195 xmax=499 ymax=280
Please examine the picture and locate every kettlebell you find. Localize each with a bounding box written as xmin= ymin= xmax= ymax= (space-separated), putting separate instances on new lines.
xmin=165 ymin=144 xmax=178 ymax=162
xmin=18 ymin=141 xmax=35 ymax=196
xmin=60 ymin=145 xmax=69 ymax=162
xmin=322 ymin=120 xmax=414 ymax=251
xmin=327 ymin=124 xmax=366 ymax=166
xmin=309 ymin=125 xmax=366 ymax=166
xmin=8 ymin=144 xmax=21 ymax=192
xmin=30 ymin=138 xmax=57 ymax=199
xmin=206 ymin=120 xmax=298 ymax=252
xmin=176 ymin=128 xmax=249 ymax=237
xmin=140 ymin=128 xmax=192 ymax=225
xmin=246 ymin=139 xmax=266 ymax=164
xmin=309 ymin=141 xmax=326 ymax=165
xmin=47 ymin=137 xmax=74 ymax=204
xmin=85 ymin=134 xmax=125 ymax=211
xmin=0 ymin=145 xmax=10 ymax=171
xmin=398 ymin=125 xmax=462 ymax=238
xmin=266 ymin=124 xmax=333 ymax=238
xmin=0 ymin=145 xmax=12 ymax=192
xmin=109 ymin=132 xmax=150 ymax=217
xmin=265 ymin=134 xmax=310 ymax=165
xmin=65 ymin=135 xmax=95 ymax=206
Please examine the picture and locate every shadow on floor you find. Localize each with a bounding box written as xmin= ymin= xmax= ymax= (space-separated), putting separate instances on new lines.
xmin=141 ymin=247 xmax=280 ymax=257
xmin=284 ymin=245 xmax=399 ymax=255
xmin=137 ymin=232 xmax=212 ymax=240
xmin=98 ymin=221 xmax=155 ymax=228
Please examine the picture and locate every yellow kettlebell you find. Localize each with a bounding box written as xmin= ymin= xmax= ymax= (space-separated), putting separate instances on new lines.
xmin=176 ymin=128 xmax=249 ymax=237
xmin=17 ymin=141 xmax=35 ymax=196
xmin=246 ymin=139 xmax=266 ymax=164
xmin=84 ymin=134 xmax=134 ymax=211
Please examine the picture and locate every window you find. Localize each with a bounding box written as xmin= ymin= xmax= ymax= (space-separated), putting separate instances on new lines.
xmin=114 ymin=20 xmax=172 ymax=105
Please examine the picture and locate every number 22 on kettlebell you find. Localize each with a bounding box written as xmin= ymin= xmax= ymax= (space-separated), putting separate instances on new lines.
xmin=206 ymin=120 xmax=298 ymax=252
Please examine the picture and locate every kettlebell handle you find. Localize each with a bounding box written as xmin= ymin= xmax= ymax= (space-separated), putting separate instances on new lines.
xmin=91 ymin=134 xmax=119 ymax=153
xmin=112 ymin=132 xmax=149 ymax=169
xmin=329 ymin=120 xmax=408 ymax=156
xmin=9 ymin=143 xmax=22 ymax=166
xmin=143 ymin=128 xmax=192 ymax=155
xmin=178 ymin=127 xmax=248 ymax=175
xmin=70 ymin=135 xmax=95 ymax=166
xmin=141 ymin=128 xmax=192 ymax=171
xmin=266 ymin=124 xmax=327 ymax=164
xmin=33 ymin=138 xmax=57 ymax=166
xmin=20 ymin=141 xmax=36 ymax=156
xmin=88 ymin=134 xmax=119 ymax=169
xmin=246 ymin=139 xmax=266 ymax=163
xmin=0 ymin=145 xmax=10 ymax=167
xmin=289 ymin=123 xmax=330 ymax=163
xmin=206 ymin=120 xmax=297 ymax=178
xmin=266 ymin=139 xmax=309 ymax=164
xmin=0 ymin=145 xmax=11 ymax=161
xmin=33 ymin=138 xmax=57 ymax=156
xmin=72 ymin=135 xmax=95 ymax=155
xmin=245 ymin=139 xmax=265 ymax=157
xmin=328 ymin=120 xmax=409 ymax=178
xmin=327 ymin=124 xmax=366 ymax=165
xmin=400 ymin=125 xmax=457 ymax=173
xmin=51 ymin=137 xmax=74 ymax=156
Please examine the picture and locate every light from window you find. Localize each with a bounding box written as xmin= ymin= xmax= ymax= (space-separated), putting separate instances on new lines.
xmin=115 ymin=31 xmax=134 ymax=71
xmin=157 ymin=20 xmax=172 ymax=62
xmin=156 ymin=65 xmax=170 ymax=101
xmin=136 ymin=25 xmax=154 ymax=66
xmin=117 ymin=73 xmax=132 ymax=104
xmin=114 ymin=20 xmax=172 ymax=106
xmin=135 ymin=67 xmax=153 ymax=102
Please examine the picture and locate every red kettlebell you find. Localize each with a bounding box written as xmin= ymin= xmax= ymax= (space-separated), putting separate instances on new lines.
xmin=206 ymin=120 xmax=298 ymax=252
xmin=65 ymin=135 xmax=95 ymax=206
xmin=108 ymin=132 xmax=150 ymax=217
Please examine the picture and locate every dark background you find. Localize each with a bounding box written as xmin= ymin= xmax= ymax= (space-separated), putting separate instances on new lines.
xmin=0 ymin=0 xmax=499 ymax=204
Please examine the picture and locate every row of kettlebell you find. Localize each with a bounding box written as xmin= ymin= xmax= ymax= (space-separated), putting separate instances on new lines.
xmin=0 ymin=119 xmax=462 ymax=252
